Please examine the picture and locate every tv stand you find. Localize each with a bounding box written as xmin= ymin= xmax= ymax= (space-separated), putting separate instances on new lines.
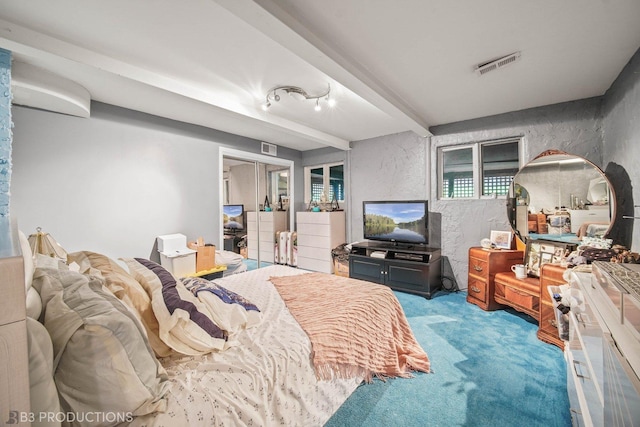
xmin=349 ymin=241 xmax=441 ymax=299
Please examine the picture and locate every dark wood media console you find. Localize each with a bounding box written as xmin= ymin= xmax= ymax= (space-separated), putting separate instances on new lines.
xmin=348 ymin=241 xmax=441 ymax=299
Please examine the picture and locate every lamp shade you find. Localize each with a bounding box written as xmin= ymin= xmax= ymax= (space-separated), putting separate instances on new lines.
xmin=28 ymin=227 xmax=68 ymax=261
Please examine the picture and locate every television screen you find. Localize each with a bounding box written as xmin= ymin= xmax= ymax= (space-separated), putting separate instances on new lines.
xmin=223 ymin=204 xmax=245 ymax=230
xmin=363 ymin=200 xmax=428 ymax=244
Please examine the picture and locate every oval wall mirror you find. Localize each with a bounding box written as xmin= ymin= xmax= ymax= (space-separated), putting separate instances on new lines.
xmin=507 ymin=150 xmax=616 ymax=244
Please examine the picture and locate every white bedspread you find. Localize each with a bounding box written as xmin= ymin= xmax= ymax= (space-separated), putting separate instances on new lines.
xmin=130 ymin=265 xmax=361 ymax=427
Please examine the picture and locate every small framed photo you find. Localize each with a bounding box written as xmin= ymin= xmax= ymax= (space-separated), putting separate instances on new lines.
xmin=490 ymin=230 xmax=513 ymax=250
xmin=524 ymin=239 xmax=577 ymax=277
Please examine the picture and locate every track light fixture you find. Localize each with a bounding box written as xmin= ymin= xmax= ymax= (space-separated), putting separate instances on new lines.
xmin=263 ymin=84 xmax=334 ymax=111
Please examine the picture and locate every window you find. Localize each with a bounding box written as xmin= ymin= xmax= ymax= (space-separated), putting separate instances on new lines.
xmin=439 ymin=138 xmax=520 ymax=199
xmin=305 ymin=162 xmax=344 ymax=203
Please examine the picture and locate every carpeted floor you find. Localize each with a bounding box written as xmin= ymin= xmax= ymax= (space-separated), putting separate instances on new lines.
xmin=324 ymin=290 xmax=571 ymax=427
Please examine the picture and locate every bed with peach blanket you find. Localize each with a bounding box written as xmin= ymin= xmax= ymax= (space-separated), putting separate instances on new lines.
xmin=16 ymin=230 xmax=431 ymax=427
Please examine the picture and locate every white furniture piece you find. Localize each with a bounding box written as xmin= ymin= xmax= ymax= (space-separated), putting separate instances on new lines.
xmin=246 ymin=211 xmax=287 ymax=263
xmin=568 ymin=207 xmax=610 ymax=233
xmin=566 ymin=264 xmax=640 ymax=426
xmin=296 ymin=211 xmax=345 ymax=274
xmin=0 ymin=219 xmax=30 ymax=425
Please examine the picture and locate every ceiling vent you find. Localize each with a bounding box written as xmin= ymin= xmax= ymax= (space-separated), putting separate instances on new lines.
xmin=475 ymin=52 xmax=521 ymax=76
xmin=261 ymin=141 xmax=277 ymax=157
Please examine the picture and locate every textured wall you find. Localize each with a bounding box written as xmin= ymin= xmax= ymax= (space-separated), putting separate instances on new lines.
xmin=350 ymin=99 xmax=603 ymax=290
xmin=0 ymin=49 xmax=11 ymax=217
xmin=430 ymin=98 xmax=603 ymax=289
xmin=602 ymin=47 xmax=640 ymax=251
xmin=349 ymin=132 xmax=429 ymax=244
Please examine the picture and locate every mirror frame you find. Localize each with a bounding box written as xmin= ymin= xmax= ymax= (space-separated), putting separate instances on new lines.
xmin=508 ymin=149 xmax=616 ymax=244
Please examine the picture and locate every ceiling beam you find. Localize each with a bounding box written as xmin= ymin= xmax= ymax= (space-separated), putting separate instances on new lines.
xmin=0 ymin=18 xmax=350 ymax=150
xmin=215 ymin=0 xmax=432 ymax=137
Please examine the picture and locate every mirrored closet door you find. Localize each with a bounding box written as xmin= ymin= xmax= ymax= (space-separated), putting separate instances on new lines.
xmin=219 ymin=147 xmax=294 ymax=269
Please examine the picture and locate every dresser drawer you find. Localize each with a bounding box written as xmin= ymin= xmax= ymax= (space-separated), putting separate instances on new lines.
xmin=298 ymin=246 xmax=332 ymax=262
xmin=468 ymin=257 xmax=489 ymax=279
xmin=467 ymin=278 xmax=488 ymax=304
xmin=505 ymin=286 xmax=538 ymax=313
xmin=297 ymin=233 xmax=331 ymax=249
xmin=297 ymin=211 xmax=334 ymax=225
xmin=297 ymin=223 xmax=332 ymax=237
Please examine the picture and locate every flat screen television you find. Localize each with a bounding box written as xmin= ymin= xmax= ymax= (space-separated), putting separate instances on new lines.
xmin=223 ymin=204 xmax=245 ymax=231
xmin=363 ymin=200 xmax=428 ymax=245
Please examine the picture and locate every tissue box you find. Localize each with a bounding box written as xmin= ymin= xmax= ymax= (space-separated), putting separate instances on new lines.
xmin=188 ymin=239 xmax=216 ymax=272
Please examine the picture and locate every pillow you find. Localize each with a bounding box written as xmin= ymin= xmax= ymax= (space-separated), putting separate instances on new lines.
xmin=182 ymin=276 xmax=262 ymax=335
xmin=26 ymin=287 xmax=43 ymax=320
xmin=67 ymin=251 xmax=172 ymax=357
xmin=121 ymin=258 xmax=229 ymax=355
xmin=18 ymin=230 xmax=34 ymax=290
xmin=26 ymin=317 xmax=61 ymax=427
xmin=32 ymin=268 xmax=170 ymax=426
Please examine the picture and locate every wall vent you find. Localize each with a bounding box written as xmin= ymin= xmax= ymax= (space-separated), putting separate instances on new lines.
xmin=261 ymin=141 xmax=277 ymax=156
xmin=475 ymin=52 xmax=521 ymax=76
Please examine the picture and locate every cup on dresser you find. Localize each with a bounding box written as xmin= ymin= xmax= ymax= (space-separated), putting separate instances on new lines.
xmin=511 ymin=264 xmax=527 ymax=279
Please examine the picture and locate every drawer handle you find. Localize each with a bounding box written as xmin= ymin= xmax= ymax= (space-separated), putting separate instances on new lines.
xmin=471 ymin=286 xmax=481 ymax=293
xmin=550 ymin=319 xmax=558 ymax=328
xmin=572 ymin=360 xmax=590 ymax=379
xmin=473 ymin=265 xmax=483 ymax=272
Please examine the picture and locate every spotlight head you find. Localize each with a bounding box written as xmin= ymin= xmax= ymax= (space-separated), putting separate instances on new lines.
xmin=262 ymin=101 xmax=270 ymax=111
xmin=274 ymin=93 xmax=280 ymax=102
xmin=314 ymin=100 xmax=321 ymax=112
xmin=327 ymin=98 xmax=336 ymax=107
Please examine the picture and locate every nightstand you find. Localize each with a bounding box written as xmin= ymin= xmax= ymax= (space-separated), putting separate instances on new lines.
xmin=467 ymin=247 xmax=524 ymax=311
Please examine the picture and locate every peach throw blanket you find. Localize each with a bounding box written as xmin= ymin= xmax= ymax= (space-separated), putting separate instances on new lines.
xmin=269 ymin=273 xmax=430 ymax=382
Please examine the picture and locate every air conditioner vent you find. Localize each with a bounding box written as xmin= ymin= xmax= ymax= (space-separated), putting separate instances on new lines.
xmin=475 ymin=52 xmax=521 ymax=76
xmin=261 ymin=141 xmax=277 ymax=156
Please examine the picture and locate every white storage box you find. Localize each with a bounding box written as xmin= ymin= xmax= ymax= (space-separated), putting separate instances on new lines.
xmin=159 ymin=249 xmax=196 ymax=278
xmin=157 ymin=233 xmax=188 ymax=253
xmin=157 ymin=233 xmax=196 ymax=277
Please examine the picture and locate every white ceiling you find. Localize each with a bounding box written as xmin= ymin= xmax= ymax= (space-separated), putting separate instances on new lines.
xmin=1 ymin=0 xmax=639 ymax=152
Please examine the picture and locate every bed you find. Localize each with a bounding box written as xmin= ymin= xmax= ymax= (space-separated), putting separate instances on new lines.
xmin=4 ymin=224 xmax=430 ymax=427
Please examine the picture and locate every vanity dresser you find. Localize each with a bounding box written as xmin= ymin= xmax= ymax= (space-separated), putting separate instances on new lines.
xmin=467 ymin=247 xmax=524 ymax=311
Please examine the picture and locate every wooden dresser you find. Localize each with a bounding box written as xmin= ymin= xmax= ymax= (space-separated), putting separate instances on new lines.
xmin=467 ymin=247 xmax=524 ymax=311
xmin=538 ymin=263 xmax=566 ymax=348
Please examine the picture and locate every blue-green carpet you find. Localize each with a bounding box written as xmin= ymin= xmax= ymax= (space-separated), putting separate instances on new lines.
xmin=325 ymin=290 xmax=571 ymax=427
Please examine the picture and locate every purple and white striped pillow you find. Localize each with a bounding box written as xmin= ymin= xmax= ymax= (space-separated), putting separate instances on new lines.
xmin=121 ymin=258 xmax=229 ymax=355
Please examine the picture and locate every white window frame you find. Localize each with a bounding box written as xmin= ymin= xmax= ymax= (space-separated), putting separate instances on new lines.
xmin=304 ymin=162 xmax=345 ymax=204
xmin=438 ymin=137 xmax=522 ymax=200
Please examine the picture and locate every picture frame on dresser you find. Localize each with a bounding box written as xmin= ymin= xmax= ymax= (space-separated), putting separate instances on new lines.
xmin=490 ymin=230 xmax=513 ymax=250
xmin=524 ymin=239 xmax=575 ymax=277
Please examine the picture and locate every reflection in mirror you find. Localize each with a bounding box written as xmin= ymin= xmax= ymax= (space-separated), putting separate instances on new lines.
xmin=508 ymin=151 xmax=615 ymax=245
xmin=222 ymin=155 xmax=293 ymax=269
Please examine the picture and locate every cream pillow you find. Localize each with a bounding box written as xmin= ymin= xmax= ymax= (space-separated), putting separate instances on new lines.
xmin=32 ymin=268 xmax=170 ymax=426
xmin=18 ymin=230 xmax=34 ymax=289
xmin=67 ymin=251 xmax=172 ymax=357
xmin=26 ymin=317 xmax=61 ymax=427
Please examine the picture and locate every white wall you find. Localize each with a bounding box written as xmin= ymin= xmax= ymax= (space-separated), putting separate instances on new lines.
xmin=10 ymin=102 xmax=302 ymax=260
